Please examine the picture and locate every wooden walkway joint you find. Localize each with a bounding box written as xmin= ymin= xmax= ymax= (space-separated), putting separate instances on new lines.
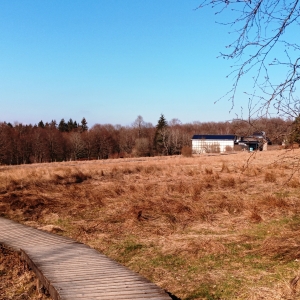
xmin=0 ymin=217 xmax=171 ymax=300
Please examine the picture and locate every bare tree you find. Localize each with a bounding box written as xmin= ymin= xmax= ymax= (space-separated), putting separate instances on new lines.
xmin=82 ymin=131 xmax=94 ymax=160
xmin=198 ymin=0 xmax=300 ymax=118
xmin=91 ymin=125 xmax=112 ymax=159
xmin=132 ymin=115 xmax=146 ymax=139
xmin=69 ymin=132 xmax=85 ymax=160
xmin=134 ymin=138 xmax=150 ymax=157
xmin=0 ymin=123 xmax=9 ymax=164
xmin=11 ymin=124 xmax=29 ymax=164
xmin=119 ymin=126 xmax=135 ymax=155
xmin=44 ymin=127 xmax=63 ymax=162
xmin=31 ymin=128 xmax=46 ymax=163
xmin=168 ymin=119 xmax=183 ymax=155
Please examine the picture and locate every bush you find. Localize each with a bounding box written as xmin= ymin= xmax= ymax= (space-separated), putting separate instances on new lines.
xmin=181 ymin=146 xmax=192 ymax=157
xmin=234 ymin=145 xmax=245 ymax=151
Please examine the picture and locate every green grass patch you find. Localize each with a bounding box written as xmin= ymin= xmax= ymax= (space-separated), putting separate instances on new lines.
xmin=110 ymin=237 xmax=145 ymax=264
xmin=151 ymin=254 xmax=186 ymax=270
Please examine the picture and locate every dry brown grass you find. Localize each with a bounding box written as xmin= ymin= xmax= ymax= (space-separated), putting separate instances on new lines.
xmin=2 ymin=151 xmax=300 ymax=299
xmin=0 ymin=246 xmax=51 ymax=300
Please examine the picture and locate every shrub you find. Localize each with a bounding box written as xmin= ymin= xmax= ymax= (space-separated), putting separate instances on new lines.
xmin=234 ymin=145 xmax=244 ymax=151
xmin=181 ymin=146 xmax=192 ymax=157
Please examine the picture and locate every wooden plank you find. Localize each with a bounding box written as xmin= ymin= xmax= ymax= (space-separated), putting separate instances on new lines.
xmin=34 ymin=262 xmax=119 ymax=269
xmin=57 ymin=287 xmax=168 ymax=296
xmin=50 ymin=276 xmax=151 ymax=284
xmin=10 ymin=233 xmax=72 ymax=243
xmin=3 ymin=239 xmax=73 ymax=247
xmin=29 ymin=244 xmax=105 ymax=253
xmin=1 ymin=223 xmax=74 ymax=243
xmin=34 ymin=255 xmax=117 ymax=262
xmin=58 ymin=290 xmax=167 ymax=297
xmin=40 ymin=272 xmax=136 ymax=280
xmin=56 ymin=282 xmax=164 ymax=291
xmin=35 ymin=260 xmax=131 ymax=269
xmin=2 ymin=232 xmax=74 ymax=243
xmin=30 ymin=249 xmax=109 ymax=258
xmin=29 ymin=251 xmax=117 ymax=260
xmin=57 ymin=285 xmax=164 ymax=294
xmin=1 ymin=235 xmax=75 ymax=247
xmin=42 ymin=272 xmax=143 ymax=282
xmin=66 ymin=296 xmax=171 ymax=300
xmin=59 ymin=294 xmax=170 ymax=300
xmin=58 ymin=294 xmax=169 ymax=300
xmin=31 ymin=256 xmax=112 ymax=263
xmin=37 ymin=266 xmax=134 ymax=273
xmin=54 ymin=281 xmax=158 ymax=290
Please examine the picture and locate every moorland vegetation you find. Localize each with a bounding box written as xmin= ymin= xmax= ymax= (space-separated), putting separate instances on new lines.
xmin=1 ymin=150 xmax=300 ymax=299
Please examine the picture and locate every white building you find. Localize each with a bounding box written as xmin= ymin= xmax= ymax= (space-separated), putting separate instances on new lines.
xmin=192 ymin=135 xmax=236 ymax=154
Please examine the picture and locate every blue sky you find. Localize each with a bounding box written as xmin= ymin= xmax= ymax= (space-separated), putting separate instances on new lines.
xmin=0 ymin=0 xmax=285 ymax=127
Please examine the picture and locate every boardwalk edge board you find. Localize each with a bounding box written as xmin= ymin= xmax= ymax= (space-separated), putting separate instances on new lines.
xmin=20 ymin=249 xmax=62 ymax=300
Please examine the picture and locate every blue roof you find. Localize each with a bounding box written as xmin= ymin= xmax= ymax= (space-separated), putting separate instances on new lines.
xmin=192 ymin=135 xmax=236 ymax=140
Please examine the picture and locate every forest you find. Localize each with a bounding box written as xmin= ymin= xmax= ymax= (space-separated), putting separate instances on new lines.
xmin=0 ymin=115 xmax=292 ymax=165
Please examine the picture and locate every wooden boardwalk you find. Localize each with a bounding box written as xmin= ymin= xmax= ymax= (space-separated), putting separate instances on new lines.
xmin=0 ymin=217 xmax=171 ymax=300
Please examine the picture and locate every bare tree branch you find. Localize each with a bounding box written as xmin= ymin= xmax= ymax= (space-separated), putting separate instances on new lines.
xmin=198 ymin=0 xmax=300 ymax=118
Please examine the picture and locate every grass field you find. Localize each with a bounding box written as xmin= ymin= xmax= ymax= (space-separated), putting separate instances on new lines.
xmin=1 ymin=149 xmax=300 ymax=299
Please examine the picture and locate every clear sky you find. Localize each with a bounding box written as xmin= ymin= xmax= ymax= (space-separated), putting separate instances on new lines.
xmin=0 ymin=0 xmax=284 ymax=127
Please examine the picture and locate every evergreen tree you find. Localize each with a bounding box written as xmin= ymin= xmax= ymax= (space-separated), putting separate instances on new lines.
xmin=154 ymin=114 xmax=169 ymax=155
xmin=81 ymin=117 xmax=88 ymax=132
xmin=58 ymin=119 xmax=68 ymax=132
xmin=156 ymin=114 xmax=168 ymax=130
xmin=67 ymin=118 xmax=74 ymax=132
xmin=38 ymin=120 xmax=45 ymax=128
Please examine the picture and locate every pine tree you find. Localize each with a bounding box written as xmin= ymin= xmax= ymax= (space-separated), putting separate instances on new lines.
xmin=154 ymin=114 xmax=169 ymax=155
xmin=38 ymin=120 xmax=45 ymax=128
xmin=80 ymin=117 xmax=88 ymax=132
xmin=58 ymin=119 xmax=68 ymax=132
xmin=156 ymin=114 xmax=168 ymax=130
xmin=67 ymin=118 xmax=74 ymax=132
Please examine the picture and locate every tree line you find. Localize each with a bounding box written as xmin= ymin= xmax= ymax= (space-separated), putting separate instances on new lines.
xmin=0 ymin=115 xmax=292 ymax=165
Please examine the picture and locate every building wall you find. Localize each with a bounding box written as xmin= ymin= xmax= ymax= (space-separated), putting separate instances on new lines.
xmin=192 ymin=139 xmax=234 ymax=154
